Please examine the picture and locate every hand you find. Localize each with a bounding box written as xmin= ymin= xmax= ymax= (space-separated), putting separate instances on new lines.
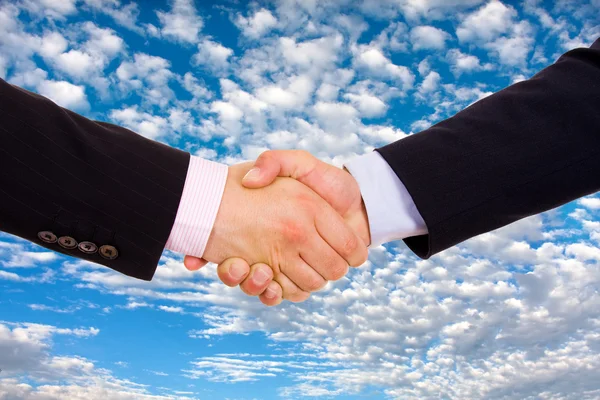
xmin=185 ymin=151 xmax=371 ymax=305
xmin=197 ymin=161 xmax=368 ymax=302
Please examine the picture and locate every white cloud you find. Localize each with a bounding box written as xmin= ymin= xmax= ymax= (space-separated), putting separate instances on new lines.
xmin=81 ymin=0 xmax=143 ymax=33
xmin=373 ymin=22 xmax=409 ymax=52
xmin=416 ymin=70 xmax=441 ymax=101
xmin=181 ymin=72 xmax=212 ymax=99
xmin=36 ymin=80 xmax=89 ymax=111
xmin=353 ymin=45 xmax=414 ymax=90
xmin=0 ymin=56 xmax=6 ymax=79
xmin=343 ymin=92 xmax=387 ymax=118
xmin=579 ymin=197 xmax=600 ymax=210
xmin=109 ymin=106 xmax=168 ymax=140
xmin=255 ymin=74 xmax=315 ymax=110
xmin=485 ymin=21 xmax=535 ymax=66
xmin=36 ymin=23 xmax=124 ymax=92
xmin=193 ymin=39 xmax=234 ymax=73
xmin=123 ymin=301 xmax=153 ymax=310
xmin=557 ymin=22 xmax=600 ymax=51
xmin=2 ymin=249 xmax=57 ymax=268
xmin=446 ymin=48 xmax=491 ymax=75
xmin=8 ymin=68 xmax=48 ymax=89
xmin=156 ymin=0 xmax=203 ymax=44
xmin=82 ymin=22 xmax=125 ymax=58
xmin=195 ymin=148 xmax=218 ymax=160
xmin=352 ymin=0 xmax=486 ymax=20
xmin=410 ymin=26 xmax=451 ymax=50
xmin=235 ymin=8 xmax=278 ymax=39
xmin=53 ymin=50 xmax=99 ymax=79
xmin=38 ymin=32 xmax=68 ymax=59
xmin=115 ymin=53 xmax=175 ymax=107
xmin=20 ymin=0 xmax=78 ymax=19
xmin=280 ymin=34 xmax=344 ymax=75
xmin=456 ymin=0 xmax=516 ymax=43
xmin=313 ymin=101 xmax=358 ymax=131
xmin=158 ymin=305 xmax=184 ymax=313
xmin=0 ymin=322 xmax=187 ymax=400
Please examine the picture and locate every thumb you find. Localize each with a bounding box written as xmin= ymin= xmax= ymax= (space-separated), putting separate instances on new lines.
xmin=184 ymin=255 xmax=209 ymax=271
xmin=242 ymin=150 xmax=317 ymax=189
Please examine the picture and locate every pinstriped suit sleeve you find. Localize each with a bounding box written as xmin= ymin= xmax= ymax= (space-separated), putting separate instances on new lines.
xmin=0 ymin=78 xmax=189 ymax=280
xmin=377 ymin=38 xmax=600 ymax=259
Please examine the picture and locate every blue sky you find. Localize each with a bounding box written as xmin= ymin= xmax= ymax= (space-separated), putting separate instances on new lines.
xmin=0 ymin=0 xmax=600 ymax=399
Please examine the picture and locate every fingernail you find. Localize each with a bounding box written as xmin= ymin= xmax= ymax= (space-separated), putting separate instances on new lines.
xmin=253 ymin=267 xmax=270 ymax=284
xmin=243 ymin=168 xmax=261 ymax=182
xmin=265 ymin=286 xmax=277 ymax=299
xmin=229 ymin=262 xmax=246 ymax=280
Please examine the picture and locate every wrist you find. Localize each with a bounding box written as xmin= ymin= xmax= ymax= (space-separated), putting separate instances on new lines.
xmin=203 ymin=163 xmax=257 ymax=264
xmin=203 ymin=166 xmax=233 ymax=264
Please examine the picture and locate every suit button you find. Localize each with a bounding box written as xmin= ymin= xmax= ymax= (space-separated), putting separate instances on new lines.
xmin=78 ymin=241 xmax=98 ymax=255
xmin=38 ymin=231 xmax=58 ymax=244
xmin=58 ymin=236 xmax=78 ymax=250
xmin=99 ymin=245 xmax=119 ymax=260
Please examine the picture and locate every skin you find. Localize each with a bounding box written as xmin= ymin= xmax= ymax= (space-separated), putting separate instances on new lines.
xmin=198 ymin=161 xmax=368 ymax=303
xmin=185 ymin=151 xmax=371 ymax=306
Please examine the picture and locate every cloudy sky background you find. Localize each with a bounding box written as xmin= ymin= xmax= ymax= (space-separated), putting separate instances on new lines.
xmin=1 ymin=0 xmax=600 ymax=398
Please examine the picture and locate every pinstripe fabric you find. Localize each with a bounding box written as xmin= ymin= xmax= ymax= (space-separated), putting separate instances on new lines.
xmin=0 ymin=78 xmax=189 ymax=281
xmin=164 ymin=156 xmax=228 ymax=257
xmin=377 ymin=38 xmax=600 ymax=260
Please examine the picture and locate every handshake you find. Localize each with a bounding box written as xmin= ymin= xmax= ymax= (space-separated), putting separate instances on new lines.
xmin=184 ymin=150 xmax=371 ymax=307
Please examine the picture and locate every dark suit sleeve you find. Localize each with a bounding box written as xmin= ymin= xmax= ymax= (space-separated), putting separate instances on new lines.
xmin=377 ymin=38 xmax=600 ymax=259
xmin=0 ymin=78 xmax=190 ymax=280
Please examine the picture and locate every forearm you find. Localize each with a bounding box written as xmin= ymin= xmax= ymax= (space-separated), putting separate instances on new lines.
xmin=0 ymin=78 xmax=189 ymax=280
xmin=377 ymin=38 xmax=600 ymax=258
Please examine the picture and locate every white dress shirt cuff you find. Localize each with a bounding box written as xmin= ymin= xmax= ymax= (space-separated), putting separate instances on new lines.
xmin=165 ymin=156 xmax=228 ymax=258
xmin=344 ymin=151 xmax=427 ymax=247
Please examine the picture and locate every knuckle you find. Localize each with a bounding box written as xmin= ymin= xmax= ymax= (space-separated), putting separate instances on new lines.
xmin=356 ymin=247 xmax=369 ymax=266
xmin=322 ymin=254 xmax=348 ymax=281
xmin=305 ymin=275 xmax=326 ymax=292
xmin=258 ymin=150 xmax=280 ymax=166
xmin=279 ymin=280 xmax=310 ymax=302
xmin=282 ymin=221 xmax=309 ymax=244
xmin=342 ymin=235 xmax=360 ymax=257
xmin=294 ymin=149 xmax=310 ymax=158
xmin=327 ymin=260 xmax=349 ymax=281
xmin=259 ymin=149 xmax=274 ymax=160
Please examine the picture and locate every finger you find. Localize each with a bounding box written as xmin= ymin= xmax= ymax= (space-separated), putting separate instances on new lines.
xmin=300 ymin=234 xmax=349 ymax=282
xmin=273 ymin=273 xmax=311 ymax=303
xmin=314 ymin=206 xmax=368 ymax=267
xmin=280 ymin=255 xmax=327 ymax=293
xmin=259 ymin=281 xmax=283 ymax=306
xmin=240 ymin=263 xmax=274 ymax=296
xmin=184 ymin=256 xmax=209 ymax=271
xmin=242 ymin=150 xmax=355 ymax=218
xmin=216 ymin=258 xmax=251 ymax=287
xmin=242 ymin=150 xmax=318 ymax=188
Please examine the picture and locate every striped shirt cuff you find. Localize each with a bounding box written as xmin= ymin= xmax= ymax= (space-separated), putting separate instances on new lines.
xmin=165 ymin=156 xmax=228 ymax=258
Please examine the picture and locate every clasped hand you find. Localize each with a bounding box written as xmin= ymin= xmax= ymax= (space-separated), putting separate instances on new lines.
xmin=184 ymin=150 xmax=371 ymax=306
